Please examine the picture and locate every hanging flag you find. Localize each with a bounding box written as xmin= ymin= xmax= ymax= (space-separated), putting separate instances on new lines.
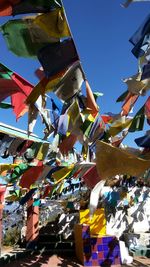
xmin=10 ymin=163 xmax=30 ymax=183
xmin=128 ymin=105 xmax=145 ymax=132
xmin=0 ymin=63 xmax=33 ymax=120
xmin=34 ymin=7 xmax=71 ymax=39
xmin=85 ymin=80 xmax=99 ymax=118
xmin=121 ymin=93 xmax=139 ymax=116
xmin=0 ymin=0 xmax=62 ymax=16
xmin=37 ymin=38 xmax=79 ymax=78
xmin=54 ymin=61 xmax=84 ymax=101
xmin=59 ymin=134 xmax=77 ymax=155
xmin=19 ymin=162 xmax=44 ymax=189
xmin=0 ymin=18 xmax=58 ymax=58
xmin=57 ymin=113 xmax=69 ymax=135
xmin=82 ymin=165 xmax=101 ymax=189
xmin=52 ymin=164 xmax=74 ymax=184
xmin=107 ymin=117 xmax=132 ymax=137
xmin=96 ymin=140 xmax=150 ymax=179
xmin=123 ymin=72 xmax=150 ymax=96
xmin=141 ymin=62 xmax=150 ymax=80
xmin=116 ymin=90 xmax=129 ymax=102
xmin=26 ymin=69 xmax=65 ymax=105
xmin=135 ymin=134 xmax=150 ymax=148
xmin=145 ymin=96 xmax=150 ymax=125
xmin=0 ymin=102 xmax=12 ymax=109
xmin=19 ymin=188 xmax=37 ymax=206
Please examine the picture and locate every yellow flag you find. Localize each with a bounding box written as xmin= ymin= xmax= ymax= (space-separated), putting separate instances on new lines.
xmin=96 ymin=140 xmax=150 ymax=179
xmin=34 ymin=8 xmax=71 ymax=38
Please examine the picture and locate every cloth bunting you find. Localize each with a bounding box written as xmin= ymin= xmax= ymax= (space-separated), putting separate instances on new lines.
xmin=37 ymin=165 xmax=53 ymax=183
xmin=116 ymin=90 xmax=129 ymax=102
xmin=0 ymin=0 xmax=62 ymax=16
xmin=107 ymin=117 xmax=132 ymax=137
xmin=129 ymin=14 xmax=150 ymax=58
xmin=0 ymin=135 xmax=14 ymax=157
xmin=0 ymin=102 xmax=12 ymax=109
xmin=35 ymin=67 xmax=45 ymax=80
xmin=59 ymin=134 xmax=77 ymax=155
xmin=141 ymin=62 xmax=150 ymax=80
xmin=0 ymin=163 xmax=17 ymax=175
xmin=57 ymin=113 xmax=69 ymax=135
xmin=37 ymin=38 xmax=79 ymax=78
xmin=10 ymin=163 xmax=29 ymax=183
xmin=85 ymin=80 xmax=99 ymax=118
xmin=54 ymin=61 xmax=85 ymax=101
xmin=82 ymin=165 xmax=101 ymax=189
xmin=88 ymin=114 xmax=104 ymax=141
xmin=0 ymin=63 xmax=33 ymax=120
xmin=121 ymin=0 xmax=150 ymax=8
xmin=19 ymin=188 xmax=37 ymax=206
xmin=123 ymin=72 xmax=150 ymax=96
xmin=41 ymin=184 xmax=53 ymax=199
xmin=26 ymin=70 xmax=65 ymax=105
xmin=135 ymin=133 xmax=150 ymax=148
xmin=128 ymin=105 xmax=145 ymax=132
xmin=8 ymin=138 xmax=25 ymax=156
xmin=96 ymin=140 xmax=150 ymax=179
xmin=89 ymin=180 xmax=106 ymax=218
xmin=67 ymin=99 xmax=83 ymax=136
xmin=19 ymin=162 xmax=45 ymax=189
xmin=121 ymin=92 xmax=139 ymax=116
xmin=34 ymin=7 xmax=71 ymax=39
xmin=101 ymin=114 xmax=113 ymax=124
xmin=52 ymin=164 xmax=74 ymax=184
xmin=0 ymin=18 xmax=56 ymax=58
xmin=145 ymin=96 xmax=150 ymax=124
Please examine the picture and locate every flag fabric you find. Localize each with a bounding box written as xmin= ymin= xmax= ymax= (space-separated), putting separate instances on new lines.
xmin=82 ymin=165 xmax=101 ymax=189
xmin=128 ymin=105 xmax=145 ymax=132
xmin=85 ymin=80 xmax=99 ymax=118
xmin=34 ymin=7 xmax=71 ymax=39
xmin=0 ymin=18 xmax=54 ymax=58
xmin=37 ymin=38 xmax=79 ymax=78
xmin=121 ymin=0 xmax=150 ymax=8
xmin=59 ymin=134 xmax=77 ymax=155
xmin=135 ymin=134 xmax=150 ymax=148
xmin=11 ymin=72 xmax=33 ymax=120
xmin=145 ymin=96 xmax=150 ymax=124
xmin=107 ymin=117 xmax=132 ymax=137
xmin=0 ymin=63 xmax=33 ymax=120
xmin=96 ymin=140 xmax=150 ymax=179
xmin=116 ymin=90 xmax=129 ymax=102
xmin=26 ymin=69 xmax=66 ymax=105
xmin=0 ymin=0 xmax=62 ymax=17
xmin=19 ymin=162 xmax=44 ymax=189
xmin=141 ymin=62 xmax=150 ymax=80
xmin=123 ymin=72 xmax=150 ymax=96
xmin=121 ymin=93 xmax=139 ymax=116
xmin=54 ymin=61 xmax=84 ymax=101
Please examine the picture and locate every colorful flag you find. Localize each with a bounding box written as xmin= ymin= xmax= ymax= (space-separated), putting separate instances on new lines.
xmin=128 ymin=105 xmax=145 ymax=132
xmin=0 ymin=0 xmax=62 ymax=16
xmin=34 ymin=7 xmax=71 ymax=39
xmin=85 ymin=80 xmax=99 ymax=118
xmin=0 ymin=18 xmax=53 ymax=57
xmin=37 ymin=39 xmax=79 ymax=78
xmin=0 ymin=63 xmax=33 ymax=120
xmin=96 ymin=140 xmax=150 ymax=179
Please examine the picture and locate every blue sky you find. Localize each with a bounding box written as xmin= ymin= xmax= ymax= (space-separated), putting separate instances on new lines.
xmin=0 ymin=0 xmax=150 ymax=148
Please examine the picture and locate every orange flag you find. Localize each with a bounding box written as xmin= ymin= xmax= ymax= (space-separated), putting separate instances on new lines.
xmin=85 ymin=80 xmax=99 ymax=117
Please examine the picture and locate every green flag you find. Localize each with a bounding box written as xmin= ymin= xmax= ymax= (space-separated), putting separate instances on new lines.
xmin=128 ymin=105 xmax=145 ymax=132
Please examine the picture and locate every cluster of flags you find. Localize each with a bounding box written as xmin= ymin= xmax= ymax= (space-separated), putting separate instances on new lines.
xmin=1 ymin=0 xmax=150 ymax=210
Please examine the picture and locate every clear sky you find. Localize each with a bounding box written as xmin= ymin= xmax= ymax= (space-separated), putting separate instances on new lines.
xmin=0 ymin=0 xmax=150 ymax=148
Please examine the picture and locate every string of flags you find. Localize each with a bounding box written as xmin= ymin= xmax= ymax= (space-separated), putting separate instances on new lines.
xmin=0 ymin=0 xmax=150 ymax=209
